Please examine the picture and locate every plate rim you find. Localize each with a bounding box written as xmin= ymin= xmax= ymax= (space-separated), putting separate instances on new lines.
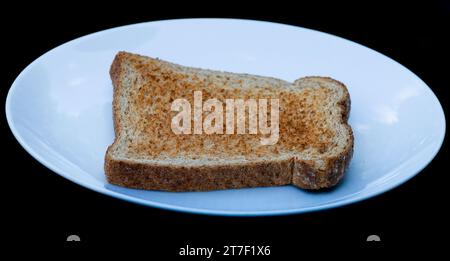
xmin=5 ymin=18 xmax=446 ymax=216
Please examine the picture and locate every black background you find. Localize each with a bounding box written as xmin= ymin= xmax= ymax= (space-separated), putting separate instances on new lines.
xmin=2 ymin=0 xmax=449 ymax=254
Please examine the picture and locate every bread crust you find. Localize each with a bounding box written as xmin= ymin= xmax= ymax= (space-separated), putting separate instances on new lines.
xmin=291 ymin=77 xmax=353 ymax=189
xmin=104 ymin=52 xmax=353 ymax=191
xmin=105 ymin=154 xmax=292 ymax=191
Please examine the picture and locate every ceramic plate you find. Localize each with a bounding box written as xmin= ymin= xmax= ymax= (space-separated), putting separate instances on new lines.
xmin=5 ymin=19 xmax=445 ymax=216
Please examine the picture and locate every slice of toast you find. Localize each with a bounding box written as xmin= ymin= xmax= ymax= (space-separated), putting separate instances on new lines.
xmin=105 ymin=51 xmax=353 ymax=191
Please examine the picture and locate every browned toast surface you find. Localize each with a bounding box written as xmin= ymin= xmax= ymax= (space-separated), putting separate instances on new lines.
xmin=105 ymin=52 xmax=353 ymax=191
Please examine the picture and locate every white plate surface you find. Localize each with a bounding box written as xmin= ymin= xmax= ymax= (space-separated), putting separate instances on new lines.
xmin=6 ymin=19 xmax=445 ymax=216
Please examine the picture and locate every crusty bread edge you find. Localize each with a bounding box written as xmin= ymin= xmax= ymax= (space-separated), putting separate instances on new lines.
xmin=291 ymin=77 xmax=353 ymax=189
xmin=104 ymin=53 xmax=354 ymax=191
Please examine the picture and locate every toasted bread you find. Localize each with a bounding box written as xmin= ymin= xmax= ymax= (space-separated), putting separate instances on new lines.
xmin=105 ymin=52 xmax=353 ymax=191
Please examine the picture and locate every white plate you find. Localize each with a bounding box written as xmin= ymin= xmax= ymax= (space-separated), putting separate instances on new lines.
xmin=6 ymin=19 xmax=445 ymax=216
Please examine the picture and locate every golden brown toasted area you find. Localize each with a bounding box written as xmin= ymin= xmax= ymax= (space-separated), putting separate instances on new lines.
xmin=105 ymin=52 xmax=353 ymax=191
xmin=123 ymin=58 xmax=335 ymax=160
